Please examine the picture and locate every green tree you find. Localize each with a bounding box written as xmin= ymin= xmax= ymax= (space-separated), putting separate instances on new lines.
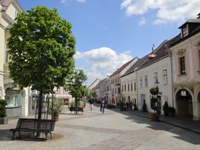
xmin=7 ymin=6 xmax=76 ymax=120
xmin=68 ymin=69 xmax=87 ymax=114
xmin=86 ymin=90 xmax=93 ymax=100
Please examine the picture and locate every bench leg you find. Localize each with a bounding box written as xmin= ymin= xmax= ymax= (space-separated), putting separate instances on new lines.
xmin=50 ymin=132 xmax=52 ymax=139
xmin=19 ymin=131 xmax=21 ymax=139
xmin=12 ymin=131 xmax=16 ymax=140
xmin=45 ymin=132 xmax=48 ymax=140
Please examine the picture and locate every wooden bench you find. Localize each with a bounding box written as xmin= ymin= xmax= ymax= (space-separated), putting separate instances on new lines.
xmin=10 ymin=118 xmax=55 ymax=140
xmin=69 ymin=107 xmax=84 ymax=113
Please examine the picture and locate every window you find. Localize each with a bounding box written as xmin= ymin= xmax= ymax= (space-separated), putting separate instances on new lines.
xmin=5 ymin=42 xmax=10 ymax=63
xmin=128 ymin=84 xmax=129 ymax=91
xmin=134 ymin=82 xmax=136 ymax=91
xmin=121 ymin=85 xmax=123 ymax=92
xmin=6 ymin=90 xmax=21 ymax=108
xmin=199 ymin=50 xmax=200 ymax=71
xmin=145 ymin=75 xmax=148 ymax=87
xmin=0 ymin=88 xmax=2 ymax=98
xmin=163 ymin=69 xmax=168 ymax=85
xmin=125 ymin=85 xmax=126 ymax=91
xmin=131 ymin=83 xmax=133 ymax=91
xmin=154 ymin=72 xmax=158 ymax=82
xmin=140 ymin=76 xmax=143 ymax=88
xmin=179 ymin=56 xmax=186 ymax=74
xmin=118 ymin=87 xmax=120 ymax=94
xmin=182 ymin=27 xmax=188 ymax=38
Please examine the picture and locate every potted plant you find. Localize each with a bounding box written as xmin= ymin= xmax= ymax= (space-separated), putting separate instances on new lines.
xmin=142 ymin=100 xmax=147 ymax=112
xmin=0 ymin=99 xmax=8 ymax=124
xmin=163 ymin=101 xmax=169 ymax=116
xmin=119 ymin=99 xmax=125 ymax=111
xmin=150 ymin=97 xmax=158 ymax=121
xmin=167 ymin=107 xmax=176 ymax=117
xmin=70 ymin=100 xmax=76 ymax=108
xmin=150 ymin=87 xmax=158 ymax=95
xmin=49 ymin=99 xmax=64 ymax=121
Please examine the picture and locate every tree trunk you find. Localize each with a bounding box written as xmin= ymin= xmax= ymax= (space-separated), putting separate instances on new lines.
xmin=38 ymin=89 xmax=43 ymax=120
xmin=37 ymin=89 xmax=43 ymax=137
xmin=75 ymin=98 xmax=78 ymax=114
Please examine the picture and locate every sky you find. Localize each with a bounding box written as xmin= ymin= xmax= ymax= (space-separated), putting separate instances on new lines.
xmin=17 ymin=0 xmax=200 ymax=86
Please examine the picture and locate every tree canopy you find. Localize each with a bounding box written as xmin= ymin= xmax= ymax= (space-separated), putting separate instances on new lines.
xmin=68 ymin=69 xmax=87 ymax=100
xmin=7 ymin=6 xmax=76 ymax=119
xmin=8 ymin=6 xmax=76 ymax=94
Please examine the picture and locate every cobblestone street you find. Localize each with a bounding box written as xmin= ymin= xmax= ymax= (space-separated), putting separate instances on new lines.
xmin=0 ymin=104 xmax=200 ymax=150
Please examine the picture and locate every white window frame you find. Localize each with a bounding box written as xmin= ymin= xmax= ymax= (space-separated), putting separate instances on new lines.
xmin=163 ymin=69 xmax=168 ymax=85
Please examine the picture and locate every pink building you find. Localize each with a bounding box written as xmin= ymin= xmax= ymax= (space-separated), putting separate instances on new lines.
xmin=170 ymin=14 xmax=200 ymax=120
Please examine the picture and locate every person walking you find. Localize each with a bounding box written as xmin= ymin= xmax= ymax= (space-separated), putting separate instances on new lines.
xmin=100 ymin=100 xmax=105 ymax=113
xmin=89 ymin=99 xmax=94 ymax=111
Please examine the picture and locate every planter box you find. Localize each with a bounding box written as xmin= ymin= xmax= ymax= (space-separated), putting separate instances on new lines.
xmin=0 ymin=117 xmax=8 ymax=124
xmin=150 ymin=113 xmax=158 ymax=121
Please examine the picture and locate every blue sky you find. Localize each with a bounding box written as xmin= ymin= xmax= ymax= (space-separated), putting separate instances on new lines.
xmin=17 ymin=0 xmax=200 ymax=86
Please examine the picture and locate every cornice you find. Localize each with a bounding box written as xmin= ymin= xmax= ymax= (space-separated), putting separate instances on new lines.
xmin=0 ymin=71 xmax=4 ymax=75
xmin=0 ymin=23 xmax=6 ymax=29
xmin=13 ymin=0 xmax=24 ymax=13
xmin=2 ymin=12 xmax=15 ymax=24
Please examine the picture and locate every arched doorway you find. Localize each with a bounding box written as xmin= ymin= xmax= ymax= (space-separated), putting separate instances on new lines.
xmin=176 ymin=89 xmax=192 ymax=117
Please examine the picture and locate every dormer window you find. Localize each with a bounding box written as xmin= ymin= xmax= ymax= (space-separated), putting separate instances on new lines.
xmin=182 ymin=27 xmax=188 ymax=38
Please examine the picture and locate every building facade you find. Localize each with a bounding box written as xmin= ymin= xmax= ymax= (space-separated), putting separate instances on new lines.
xmin=0 ymin=0 xmax=30 ymax=120
xmin=137 ymin=40 xmax=174 ymax=113
xmin=110 ymin=58 xmax=138 ymax=106
xmin=170 ymin=14 xmax=200 ymax=120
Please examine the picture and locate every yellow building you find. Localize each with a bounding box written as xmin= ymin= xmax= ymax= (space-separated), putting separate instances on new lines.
xmin=0 ymin=0 xmax=29 ymax=119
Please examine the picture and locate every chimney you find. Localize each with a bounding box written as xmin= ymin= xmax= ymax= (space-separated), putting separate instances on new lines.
xmin=197 ymin=13 xmax=200 ymax=19
xmin=152 ymin=44 xmax=156 ymax=52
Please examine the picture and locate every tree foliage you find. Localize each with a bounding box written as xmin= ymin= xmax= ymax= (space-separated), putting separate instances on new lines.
xmin=8 ymin=6 xmax=76 ymax=93
xmin=7 ymin=6 xmax=76 ymax=119
xmin=68 ymin=69 xmax=87 ymax=100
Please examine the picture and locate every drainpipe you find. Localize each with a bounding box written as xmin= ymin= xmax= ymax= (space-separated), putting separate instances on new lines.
xmin=136 ymin=71 xmax=139 ymax=109
xmin=170 ymin=48 xmax=175 ymax=107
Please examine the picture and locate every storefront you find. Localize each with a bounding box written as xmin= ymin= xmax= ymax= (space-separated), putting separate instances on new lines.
xmin=5 ymin=88 xmax=22 ymax=120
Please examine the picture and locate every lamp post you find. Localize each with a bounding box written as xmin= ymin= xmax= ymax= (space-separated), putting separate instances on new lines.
xmin=155 ymin=79 xmax=161 ymax=121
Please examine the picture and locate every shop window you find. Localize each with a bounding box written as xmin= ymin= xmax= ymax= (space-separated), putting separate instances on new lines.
xmin=6 ymin=90 xmax=21 ymax=108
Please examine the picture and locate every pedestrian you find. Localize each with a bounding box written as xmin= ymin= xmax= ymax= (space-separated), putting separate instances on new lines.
xmin=100 ymin=100 xmax=105 ymax=113
xmin=126 ymin=101 xmax=129 ymax=110
xmin=89 ymin=99 xmax=94 ymax=111
xmin=130 ymin=101 xmax=133 ymax=110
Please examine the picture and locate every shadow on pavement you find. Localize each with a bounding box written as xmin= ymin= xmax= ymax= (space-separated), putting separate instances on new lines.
xmin=94 ymin=103 xmax=200 ymax=145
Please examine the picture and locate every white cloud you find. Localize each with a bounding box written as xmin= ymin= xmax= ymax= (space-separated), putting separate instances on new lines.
xmin=138 ymin=17 xmax=146 ymax=26
xmin=74 ymin=51 xmax=82 ymax=59
xmin=60 ymin=0 xmax=67 ymax=4
xmin=121 ymin=0 xmax=200 ymax=24
xmin=75 ymin=47 xmax=133 ymax=85
xmin=77 ymin=0 xmax=86 ymax=2
xmin=60 ymin=0 xmax=85 ymax=4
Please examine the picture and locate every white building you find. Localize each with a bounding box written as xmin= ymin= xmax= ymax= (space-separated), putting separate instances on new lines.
xmin=137 ymin=40 xmax=174 ymax=114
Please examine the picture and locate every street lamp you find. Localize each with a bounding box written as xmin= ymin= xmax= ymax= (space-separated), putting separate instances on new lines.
xmin=154 ymin=79 xmax=161 ymax=121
